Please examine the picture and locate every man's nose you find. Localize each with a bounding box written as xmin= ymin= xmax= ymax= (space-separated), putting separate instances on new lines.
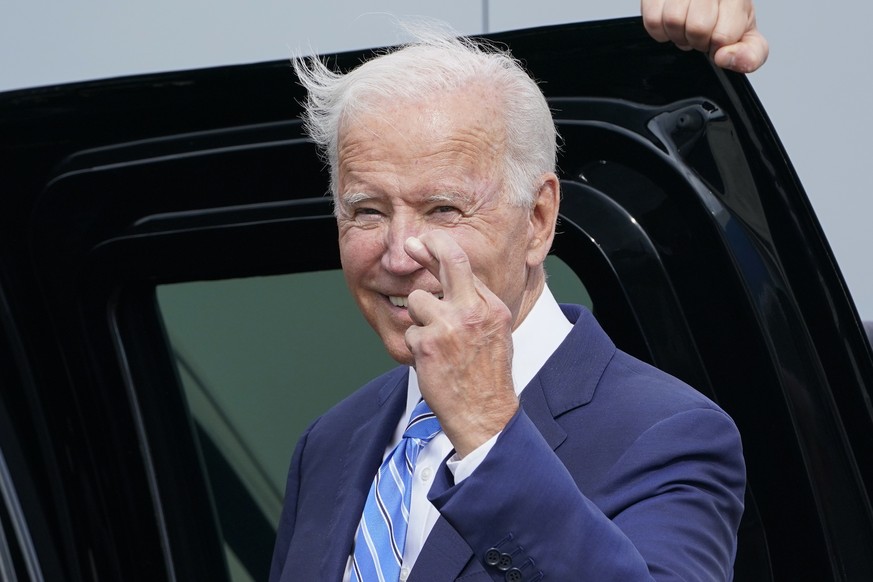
xmin=381 ymin=215 xmax=425 ymax=275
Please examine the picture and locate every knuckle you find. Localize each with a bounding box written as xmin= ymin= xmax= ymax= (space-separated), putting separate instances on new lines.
xmin=445 ymin=249 xmax=470 ymax=268
xmin=661 ymin=8 xmax=687 ymax=32
xmin=405 ymin=326 xmax=436 ymax=356
xmin=404 ymin=326 xmax=418 ymax=348
xmin=684 ymin=16 xmax=712 ymax=43
xmin=414 ymin=335 xmax=440 ymax=358
xmin=641 ymin=12 xmax=661 ymax=33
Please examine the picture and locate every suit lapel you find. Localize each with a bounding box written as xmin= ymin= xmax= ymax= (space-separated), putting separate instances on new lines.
xmin=519 ymin=305 xmax=615 ymax=450
xmin=519 ymin=374 xmax=567 ymax=450
xmin=320 ymin=368 xmax=410 ymax=580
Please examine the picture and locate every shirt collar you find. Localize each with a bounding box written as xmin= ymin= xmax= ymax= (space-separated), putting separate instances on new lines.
xmin=509 ymin=284 xmax=574 ymax=394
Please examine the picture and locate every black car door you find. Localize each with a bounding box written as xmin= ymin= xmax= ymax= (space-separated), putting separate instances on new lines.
xmin=1 ymin=17 xmax=871 ymax=582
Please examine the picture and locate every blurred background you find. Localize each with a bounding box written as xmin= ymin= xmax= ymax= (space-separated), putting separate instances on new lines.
xmin=3 ymin=0 xmax=870 ymax=320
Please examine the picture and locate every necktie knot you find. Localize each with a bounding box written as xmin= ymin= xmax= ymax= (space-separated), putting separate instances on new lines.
xmin=403 ymin=399 xmax=441 ymax=442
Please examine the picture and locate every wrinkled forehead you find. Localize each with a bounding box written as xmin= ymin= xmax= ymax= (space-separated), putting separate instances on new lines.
xmin=335 ymin=88 xmax=510 ymax=202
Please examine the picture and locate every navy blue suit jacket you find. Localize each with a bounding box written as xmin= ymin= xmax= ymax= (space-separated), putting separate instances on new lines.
xmin=270 ymin=305 xmax=745 ymax=581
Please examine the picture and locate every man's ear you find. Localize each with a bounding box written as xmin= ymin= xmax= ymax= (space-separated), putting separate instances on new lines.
xmin=526 ymin=172 xmax=561 ymax=267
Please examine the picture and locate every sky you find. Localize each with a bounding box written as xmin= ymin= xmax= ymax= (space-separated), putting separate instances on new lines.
xmin=2 ymin=0 xmax=871 ymax=321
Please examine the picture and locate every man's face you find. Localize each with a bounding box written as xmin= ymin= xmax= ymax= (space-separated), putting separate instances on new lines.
xmin=335 ymin=87 xmax=542 ymax=365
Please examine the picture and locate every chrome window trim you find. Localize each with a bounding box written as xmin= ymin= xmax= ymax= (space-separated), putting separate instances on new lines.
xmin=0 ymin=445 xmax=43 ymax=582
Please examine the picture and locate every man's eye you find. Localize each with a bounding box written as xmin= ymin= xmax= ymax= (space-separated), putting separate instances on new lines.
xmin=354 ymin=208 xmax=383 ymax=218
xmin=433 ymin=206 xmax=460 ymax=214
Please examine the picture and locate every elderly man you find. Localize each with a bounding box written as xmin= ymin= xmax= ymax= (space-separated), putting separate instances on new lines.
xmin=271 ymin=3 xmax=765 ymax=581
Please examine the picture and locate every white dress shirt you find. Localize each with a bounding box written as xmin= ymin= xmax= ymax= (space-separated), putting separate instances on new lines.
xmin=345 ymin=285 xmax=573 ymax=582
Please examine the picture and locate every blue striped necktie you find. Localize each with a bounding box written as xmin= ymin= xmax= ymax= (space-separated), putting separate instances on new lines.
xmin=350 ymin=399 xmax=442 ymax=582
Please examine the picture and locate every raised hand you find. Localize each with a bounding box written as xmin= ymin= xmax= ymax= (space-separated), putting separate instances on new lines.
xmin=403 ymin=232 xmax=519 ymax=458
xmin=641 ymin=0 xmax=769 ymax=73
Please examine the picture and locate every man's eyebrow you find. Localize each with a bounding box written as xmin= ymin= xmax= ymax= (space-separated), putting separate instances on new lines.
xmin=340 ymin=192 xmax=375 ymax=207
xmin=339 ymin=191 xmax=475 ymax=207
xmin=424 ymin=192 xmax=474 ymax=206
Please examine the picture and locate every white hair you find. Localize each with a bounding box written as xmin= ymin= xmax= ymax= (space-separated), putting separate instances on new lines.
xmin=292 ymin=25 xmax=558 ymax=208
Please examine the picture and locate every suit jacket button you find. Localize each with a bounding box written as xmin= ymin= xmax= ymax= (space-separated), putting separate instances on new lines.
xmin=498 ymin=553 xmax=513 ymax=571
xmin=505 ymin=568 xmax=523 ymax=582
xmin=485 ymin=548 xmax=501 ymax=566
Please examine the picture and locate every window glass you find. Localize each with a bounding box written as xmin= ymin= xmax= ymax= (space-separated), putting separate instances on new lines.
xmin=155 ymin=254 xmax=589 ymax=580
